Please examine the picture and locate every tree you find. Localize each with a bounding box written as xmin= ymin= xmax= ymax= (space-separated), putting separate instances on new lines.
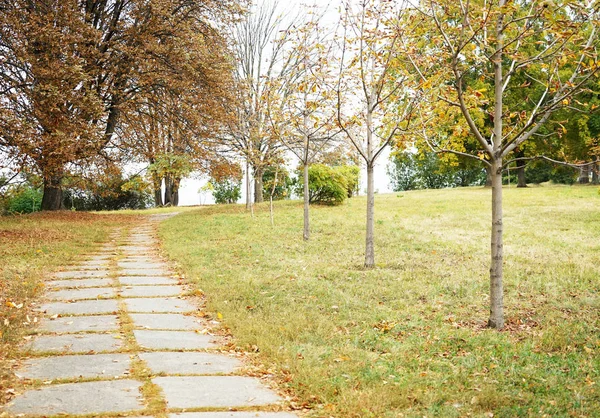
xmin=410 ymin=0 xmax=600 ymax=328
xmin=267 ymin=8 xmax=339 ymax=240
xmin=0 ymin=0 xmax=239 ymax=210
xmin=336 ymin=0 xmax=422 ymax=267
xmin=226 ymin=0 xmax=294 ymax=207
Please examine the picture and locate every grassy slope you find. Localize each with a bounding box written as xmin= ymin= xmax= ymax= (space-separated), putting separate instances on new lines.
xmin=160 ymin=185 xmax=600 ymax=418
xmin=0 ymin=211 xmax=134 ymax=403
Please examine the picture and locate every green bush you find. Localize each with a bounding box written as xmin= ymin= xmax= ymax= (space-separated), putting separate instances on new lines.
xmin=296 ymin=164 xmax=352 ymax=205
xmin=5 ymin=187 xmax=42 ymax=214
xmin=262 ymin=166 xmax=293 ymax=201
xmin=212 ymin=179 xmax=241 ymax=204
xmin=550 ymin=165 xmax=578 ymax=185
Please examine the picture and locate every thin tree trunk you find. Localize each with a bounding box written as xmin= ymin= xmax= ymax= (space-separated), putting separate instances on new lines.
xmin=152 ymin=176 xmax=163 ymax=207
xmin=270 ymin=168 xmax=278 ymax=228
xmin=246 ymin=159 xmax=251 ymax=209
xmin=489 ymin=159 xmax=504 ymax=329
xmin=41 ymin=175 xmax=64 ymax=211
xmin=365 ymin=163 xmax=375 ymax=268
xmin=592 ymin=158 xmax=599 ymax=185
xmin=303 ymin=162 xmax=310 ymax=241
xmin=489 ymin=5 xmax=505 ymax=330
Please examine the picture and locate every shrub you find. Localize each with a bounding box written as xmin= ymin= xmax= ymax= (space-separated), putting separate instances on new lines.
xmin=4 ymin=187 xmax=42 ymax=214
xmin=212 ymin=179 xmax=241 ymax=204
xmin=296 ymin=164 xmax=351 ymax=205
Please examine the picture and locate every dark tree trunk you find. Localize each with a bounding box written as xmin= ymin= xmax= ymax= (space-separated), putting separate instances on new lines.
xmin=515 ymin=149 xmax=527 ymax=187
xmin=592 ymin=158 xmax=599 ymax=185
xmin=254 ymin=167 xmax=264 ymax=203
xmin=41 ymin=175 xmax=64 ymax=211
xmin=485 ymin=165 xmax=493 ymax=187
xmin=578 ymin=166 xmax=590 ymax=184
xmin=172 ymin=177 xmax=180 ymax=207
xmin=164 ymin=176 xmax=173 ymax=206
xmin=152 ymin=176 xmax=163 ymax=207
xmin=516 ymin=164 xmax=527 ymax=187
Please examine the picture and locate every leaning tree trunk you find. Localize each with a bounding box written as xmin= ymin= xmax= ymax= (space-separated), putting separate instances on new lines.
xmin=254 ymin=167 xmax=264 ymax=203
xmin=488 ymin=158 xmax=504 ymax=329
xmin=303 ymin=162 xmax=310 ymax=241
xmin=365 ymin=162 xmax=375 ymax=268
xmin=41 ymin=174 xmax=64 ymax=211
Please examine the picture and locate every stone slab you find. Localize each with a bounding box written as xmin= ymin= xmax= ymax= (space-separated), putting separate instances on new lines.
xmin=71 ymin=261 xmax=110 ymax=270
xmin=130 ymin=313 xmax=203 ymax=330
xmin=37 ymin=299 xmax=119 ymax=315
xmin=119 ymin=276 xmax=178 ymax=286
xmin=38 ymin=315 xmax=119 ymax=333
xmin=47 ymin=278 xmax=113 ymax=289
xmin=123 ymin=298 xmax=195 ymax=313
xmin=133 ymin=330 xmax=215 ymax=350
xmin=121 ymin=268 xmax=171 ymax=277
xmin=140 ymin=352 xmax=240 ymax=375
xmin=55 ymin=270 xmax=110 ymax=279
xmin=153 ymin=376 xmax=281 ymax=409
xmin=47 ymin=287 xmax=117 ymax=301
xmin=5 ymin=379 xmax=143 ymax=415
xmin=120 ymin=245 xmax=153 ymax=252
xmin=87 ymin=254 xmax=113 ymax=261
xmin=118 ymin=261 xmax=167 ymax=269
xmin=27 ymin=333 xmax=123 ymax=354
xmin=119 ymin=285 xmax=184 ymax=298
xmin=17 ymin=353 xmax=131 ymax=380
xmin=170 ymin=413 xmax=298 ymax=418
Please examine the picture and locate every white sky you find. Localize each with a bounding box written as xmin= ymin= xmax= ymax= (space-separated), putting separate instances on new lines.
xmin=178 ymin=0 xmax=393 ymax=206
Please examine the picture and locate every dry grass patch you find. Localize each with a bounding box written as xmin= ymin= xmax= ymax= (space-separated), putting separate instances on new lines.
xmin=0 ymin=211 xmax=138 ymax=405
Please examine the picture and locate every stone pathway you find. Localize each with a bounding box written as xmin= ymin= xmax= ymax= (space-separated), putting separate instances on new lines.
xmin=2 ymin=215 xmax=298 ymax=418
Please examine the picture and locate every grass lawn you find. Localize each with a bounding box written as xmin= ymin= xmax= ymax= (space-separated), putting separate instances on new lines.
xmin=159 ymin=185 xmax=600 ymax=417
xmin=0 ymin=211 xmax=135 ymax=403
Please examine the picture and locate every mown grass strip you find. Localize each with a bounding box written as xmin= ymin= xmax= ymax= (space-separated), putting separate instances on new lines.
xmin=158 ymin=185 xmax=600 ymax=417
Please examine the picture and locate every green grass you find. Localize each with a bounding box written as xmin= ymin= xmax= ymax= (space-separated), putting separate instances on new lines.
xmin=159 ymin=185 xmax=600 ymax=417
xmin=0 ymin=211 xmax=135 ymax=404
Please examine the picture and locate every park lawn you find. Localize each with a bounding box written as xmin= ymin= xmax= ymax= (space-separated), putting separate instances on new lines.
xmin=159 ymin=185 xmax=600 ymax=418
xmin=0 ymin=211 xmax=135 ymax=403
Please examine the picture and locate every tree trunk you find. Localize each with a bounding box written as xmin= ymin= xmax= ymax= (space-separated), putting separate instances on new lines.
xmin=365 ymin=163 xmax=375 ymax=268
xmin=515 ymin=149 xmax=527 ymax=188
xmin=592 ymin=158 xmax=599 ymax=185
xmin=152 ymin=177 xmax=163 ymax=207
xmin=254 ymin=167 xmax=264 ymax=203
xmin=171 ymin=177 xmax=180 ymax=207
xmin=303 ymin=162 xmax=310 ymax=241
xmin=516 ymin=164 xmax=527 ymax=188
xmin=246 ymin=159 xmax=252 ymax=209
xmin=485 ymin=165 xmax=493 ymax=187
xmin=41 ymin=175 xmax=64 ymax=211
xmin=488 ymin=161 xmax=504 ymax=329
xmin=578 ymin=165 xmax=590 ymax=184
xmin=164 ymin=176 xmax=173 ymax=206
